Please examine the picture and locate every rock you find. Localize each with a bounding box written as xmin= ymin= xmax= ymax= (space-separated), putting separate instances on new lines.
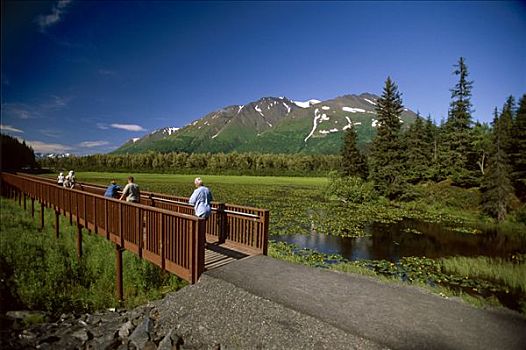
xmin=86 ymin=314 xmax=102 ymax=325
xmin=119 ymin=320 xmax=134 ymax=339
xmin=86 ymin=332 xmax=120 ymax=350
xmin=19 ymin=329 xmax=37 ymax=341
xmin=144 ymin=340 xmax=157 ymax=350
xmin=129 ymin=317 xmax=153 ymax=349
xmin=71 ymin=328 xmax=92 ymax=343
xmin=157 ymin=329 xmax=179 ymax=350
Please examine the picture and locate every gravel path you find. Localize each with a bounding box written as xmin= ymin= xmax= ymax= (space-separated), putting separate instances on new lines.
xmin=152 ymin=274 xmax=384 ymax=349
xmin=207 ymin=255 xmax=526 ymax=350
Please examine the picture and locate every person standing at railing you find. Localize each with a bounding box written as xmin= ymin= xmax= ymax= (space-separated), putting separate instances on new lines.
xmin=63 ymin=170 xmax=76 ymax=188
xmin=104 ymin=180 xmax=121 ymax=198
xmin=57 ymin=172 xmax=65 ymax=186
xmin=189 ymin=177 xmax=213 ymax=218
xmin=119 ymin=176 xmax=140 ymax=203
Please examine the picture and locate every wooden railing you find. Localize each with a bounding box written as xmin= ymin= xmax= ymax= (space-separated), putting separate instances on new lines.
xmin=16 ymin=173 xmax=269 ymax=255
xmin=1 ymin=172 xmax=206 ymax=295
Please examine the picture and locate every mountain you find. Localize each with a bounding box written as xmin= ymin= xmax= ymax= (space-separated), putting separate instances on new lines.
xmin=35 ymin=152 xmax=72 ymax=159
xmin=113 ymin=93 xmax=418 ymax=155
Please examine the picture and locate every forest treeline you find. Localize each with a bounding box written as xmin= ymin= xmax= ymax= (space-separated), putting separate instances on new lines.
xmin=0 ymin=134 xmax=39 ymax=170
xmin=40 ymin=151 xmax=342 ymax=176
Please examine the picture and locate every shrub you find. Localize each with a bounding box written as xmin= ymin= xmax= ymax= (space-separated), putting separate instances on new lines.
xmin=326 ymin=173 xmax=378 ymax=204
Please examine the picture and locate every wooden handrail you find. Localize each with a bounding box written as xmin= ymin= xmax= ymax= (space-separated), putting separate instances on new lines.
xmin=1 ymin=173 xmax=206 ymax=291
xmin=14 ymin=172 xmax=270 ymax=255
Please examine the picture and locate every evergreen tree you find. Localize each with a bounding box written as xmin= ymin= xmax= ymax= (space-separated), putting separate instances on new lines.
xmin=0 ymin=134 xmax=39 ymax=170
xmin=340 ymin=126 xmax=367 ymax=178
xmin=471 ymin=122 xmax=491 ymax=176
xmin=481 ymin=109 xmax=514 ymax=221
xmin=499 ymin=96 xmax=515 ymax=155
xmin=511 ymin=94 xmax=526 ymax=201
xmin=403 ymin=114 xmax=433 ymax=183
xmin=425 ymin=115 xmax=441 ymax=180
xmin=369 ymin=76 xmax=406 ymax=198
xmin=442 ymin=57 xmax=477 ymax=186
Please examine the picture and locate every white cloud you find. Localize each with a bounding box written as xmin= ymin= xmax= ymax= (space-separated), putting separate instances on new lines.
xmin=2 ymin=103 xmax=36 ymax=119
xmin=40 ymin=129 xmax=62 ymax=138
xmin=78 ymin=140 xmax=110 ymax=148
xmin=0 ymin=124 xmax=24 ymax=133
xmin=36 ymin=0 xmax=72 ymax=31
xmin=110 ymin=123 xmax=146 ymax=132
xmin=25 ymin=140 xmax=73 ymax=153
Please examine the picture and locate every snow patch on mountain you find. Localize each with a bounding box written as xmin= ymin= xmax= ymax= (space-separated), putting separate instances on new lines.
xmin=321 ymin=106 xmax=330 ymax=110
xmin=304 ymin=108 xmax=322 ymax=142
xmin=283 ymin=102 xmax=291 ymax=114
xmin=372 ymin=119 xmax=379 ymax=127
xmin=294 ymin=99 xmax=321 ymax=108
xmin=343 ymin=116 xmax=353 ymax=130
xmin=342 ymin=107 xmax=366 ymax=113
xmin=165 ymin=127 xmax=179 ymax=135
xmin=364 ymin=98 xmax=377 ymax=105
xmin=237 ymin=105 xmax=244 ymax=114
xmin=254 ymin=105 xmax=264 ymax=117
xmin=132 ymin=138 xmax=140 ymax=143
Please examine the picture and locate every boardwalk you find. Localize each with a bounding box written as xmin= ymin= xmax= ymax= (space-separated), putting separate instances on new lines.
xmin=1 ymin=172 xmax=267 ymax=299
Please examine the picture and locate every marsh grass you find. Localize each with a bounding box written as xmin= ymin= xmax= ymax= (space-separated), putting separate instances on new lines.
xmin=0 ymin=197 xmax=186 ymax=315
xmin=439 ymin=255 xmax=526 ymax=293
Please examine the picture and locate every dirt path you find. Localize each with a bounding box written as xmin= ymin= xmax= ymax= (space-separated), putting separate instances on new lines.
xmin=206 ymin=255 xmax=526 ymax=350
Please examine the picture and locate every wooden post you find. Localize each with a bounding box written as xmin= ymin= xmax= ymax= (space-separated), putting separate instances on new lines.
xmin=23 ymin=193 xmax=27 ymax=210
xmin=40 ymin=202 xmax=45 ymax=231
xmin=218 ymin=203 xmax=227 ymax=244
xmin=55 ymin=210 xmax=60 ymax=238
xmin=115 ymin=244 xmax=124 ymax=302
xmin=262 ymin=210 xmax=270 ymax=256
xmin=77 ymin=224 xmax=83 ymax=258
xmin=31 ymin=197 xmax=35 ymax=218
xmin=18 ymin=190 xmax=22 ymax=206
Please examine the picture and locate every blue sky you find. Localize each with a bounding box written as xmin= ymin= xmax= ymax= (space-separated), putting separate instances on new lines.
xmin=1 ymin=1 xmax=525 ymax=155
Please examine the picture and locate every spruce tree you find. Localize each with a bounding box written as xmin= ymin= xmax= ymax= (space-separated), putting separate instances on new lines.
xmin=403 ymin=114 xmax=433 ymax=183
xmin=369 ymin=76 xmax=406 ymax=198
xmin=443 ymin=57 xmax=477 ymax=186
xmin=481 ymin=109 xmax=514 ymax=221
xmin=471 ymin=121 xmax=491 ymax=176
xmin=340 ymin=126 xmax=367 ymax=178
xmin=499 ymin=96 xmax=515 ymax=155
xmin=511 ymin=94 xmax=526 ymax=201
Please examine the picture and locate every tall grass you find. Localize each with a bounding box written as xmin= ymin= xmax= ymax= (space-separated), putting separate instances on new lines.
xmin=439 ymin=255 xmax=526 ymax=293
xmin=0 ymin=197 xmax=186 ymax=315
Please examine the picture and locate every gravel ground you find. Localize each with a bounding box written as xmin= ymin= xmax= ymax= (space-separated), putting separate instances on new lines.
xmin=152 ymin=274 xmax=385 ymax=350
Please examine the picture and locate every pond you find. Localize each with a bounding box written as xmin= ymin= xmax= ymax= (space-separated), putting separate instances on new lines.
xmin=271 ymin=219 xmax=526 ymax=262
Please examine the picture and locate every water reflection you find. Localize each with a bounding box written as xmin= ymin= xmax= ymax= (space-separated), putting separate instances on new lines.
xmin=272 ymin=219 xmax=526 ymax=262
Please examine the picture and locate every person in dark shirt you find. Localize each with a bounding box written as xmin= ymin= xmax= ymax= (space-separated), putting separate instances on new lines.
xmin=104 ymin=180 xmax=121 ymax=198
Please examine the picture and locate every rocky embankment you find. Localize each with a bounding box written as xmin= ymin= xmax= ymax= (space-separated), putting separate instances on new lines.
xmin=1 ymin=275 xmax=378 ymax=350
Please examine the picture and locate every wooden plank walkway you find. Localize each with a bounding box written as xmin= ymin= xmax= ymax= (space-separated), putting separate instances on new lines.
xmin=204 ymin=243 xmax=248 ymax=271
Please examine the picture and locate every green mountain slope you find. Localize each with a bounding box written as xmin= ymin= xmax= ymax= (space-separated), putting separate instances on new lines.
xmin=113 ymin=93 xmax=418 ymax=155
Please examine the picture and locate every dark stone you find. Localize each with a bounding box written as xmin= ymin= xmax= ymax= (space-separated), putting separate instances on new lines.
xmin=157 ymin=330 xmax=173 ymax=350
xmin=39 ymin=335 xmax=60 ymax=344
xmin=129 ymin=317 xmax=153 ymax=349
xmin=144 ymin=340 xmax=157 ymax=350
xmin=118 ymin=321 xmax=134 ymax=339
xmin=71 ymin=328 xmax=93 ymax=343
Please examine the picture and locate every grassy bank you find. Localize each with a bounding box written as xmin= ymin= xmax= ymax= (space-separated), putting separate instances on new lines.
xmin=0 ymin=197 xmax=186 ymax=315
